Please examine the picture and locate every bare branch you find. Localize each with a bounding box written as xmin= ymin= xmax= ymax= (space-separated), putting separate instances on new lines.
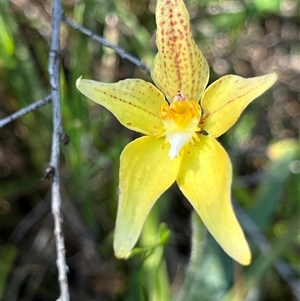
xmin=48 ymin=1 xmax=70 ymax=300
xmin=62 ymin=15 xmax=150 ymax=73
xmin=0 ymin=95 xmax=52 ymax=128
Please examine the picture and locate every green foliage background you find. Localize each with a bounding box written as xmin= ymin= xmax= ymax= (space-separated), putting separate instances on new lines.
xmin=0 ymin=0 xmax=299 ymax=300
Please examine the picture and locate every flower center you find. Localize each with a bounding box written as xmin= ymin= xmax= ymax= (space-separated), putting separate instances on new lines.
xmin=159 ymin=92 xmax=202 ymax=160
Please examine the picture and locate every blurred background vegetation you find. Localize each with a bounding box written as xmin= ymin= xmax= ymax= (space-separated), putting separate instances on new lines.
xmin=0 ymin=0 xmax=299 ymax=300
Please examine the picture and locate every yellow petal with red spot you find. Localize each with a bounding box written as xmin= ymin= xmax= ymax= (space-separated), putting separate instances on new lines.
xmin=201 ymin=73 xmax=277 ymax=138
xmin=114 ymin=136 xmax=182 ymax=258
xmin=76 ymin=78 xmax=165 ymax=135
xmin=176 ymin=136 xmax=251 ymax=265
xmin=151 ymin=0 xmax=209 ymax=102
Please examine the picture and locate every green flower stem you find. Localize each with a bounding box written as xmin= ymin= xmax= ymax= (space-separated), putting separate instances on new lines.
xmin=175 ymin=210 xmax=207 ymax=301
xmin=140 ymin=205 xmax=171 ymax=301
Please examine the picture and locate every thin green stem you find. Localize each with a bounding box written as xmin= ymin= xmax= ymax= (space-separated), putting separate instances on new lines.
xmin=175 ymin=211 xmax=207 ymax=301
xmin=140 ymin=205 xmax=171 ymax=301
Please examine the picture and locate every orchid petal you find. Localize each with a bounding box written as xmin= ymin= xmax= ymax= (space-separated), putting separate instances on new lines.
xmin=177 ymin=136 xmax=251 ymax=265
xmin=151 ymin=0 xmax=209 ymax=102
xmin=114 ymin=136 xmax=181 ymax=258
xmin=76 ymin=78 xmax=165 ymax=135
xmin=201 ymin=73 xmax=277 ymax=138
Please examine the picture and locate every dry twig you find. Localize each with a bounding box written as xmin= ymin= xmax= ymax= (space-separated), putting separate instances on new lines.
xmin=0 ymin=94 xmax=52 ymax=128
xmin=48 ymin=0 xmax=70 ymax=300
xmin=62 ymin=15 xmax=150 ymax=73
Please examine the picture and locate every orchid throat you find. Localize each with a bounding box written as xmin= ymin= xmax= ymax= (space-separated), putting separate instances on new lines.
xmin=159 ymin=91 xmax=205 ymax=160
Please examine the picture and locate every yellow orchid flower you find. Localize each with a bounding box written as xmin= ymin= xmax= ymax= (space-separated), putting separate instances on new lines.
xmin=76 ymin=0 xmax=277 ymax=265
